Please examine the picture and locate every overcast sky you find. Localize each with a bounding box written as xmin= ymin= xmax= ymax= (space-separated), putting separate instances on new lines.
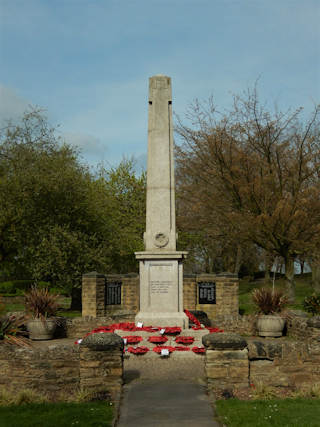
xmin=0 ymin=0 xmax=319 ymax=169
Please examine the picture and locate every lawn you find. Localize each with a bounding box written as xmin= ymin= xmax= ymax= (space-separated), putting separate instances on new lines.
xmin=1 ymin=295 xmax=82 ymax=318
xmin=216 ymin=398 xmax=320 ymax=427
xmin=239 ymin=273 xmax=314 ymax=315
xmin=0 ymin=401 xmax=113 ymax=427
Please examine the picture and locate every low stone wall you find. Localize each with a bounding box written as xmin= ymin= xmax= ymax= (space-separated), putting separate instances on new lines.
xmin=82 ymin=271 xmax=239 ymax=324
xmin=248 ymin=339 xmax=320 ymax=388
xmin=203 ymin=332 xmax=320 ymax=395
xmin=184 ymin=274 xmax=239 ymax=322
xmin=0 ymin=333 xmax=123 ymax=402
xmin=210 ymin=314 xmax=257 ymax=336
xmin=0 ymin=344 xmax=79 ymax=396
xmin=286 ymin=313 xmax=320 ymax=340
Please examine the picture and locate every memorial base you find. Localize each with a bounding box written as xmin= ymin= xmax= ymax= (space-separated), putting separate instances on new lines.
xmin=135 ymin=251 xmax=188 ymax=329
xmin=135 ymin=311 xmax=188 ymax=329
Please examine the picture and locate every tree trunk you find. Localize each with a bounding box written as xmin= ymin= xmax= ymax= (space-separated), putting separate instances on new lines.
xmin=70 ymin=287 xmax=82 ymax=311
xmin=311 ymin=259 xmax=320 ymax=293
xmin=233 ymin=245 xmax=242 ymax=275
xmin=264 ymin=251 xmax=272 ymax=284
xmin=284 ymin=256 xmax=295 ymax=301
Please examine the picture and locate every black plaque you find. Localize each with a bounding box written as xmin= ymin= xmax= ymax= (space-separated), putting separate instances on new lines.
xmin=198 ymin=282 xmax=216 ymax=304
xmin=105 ymin=281 xmax=122 ymax=305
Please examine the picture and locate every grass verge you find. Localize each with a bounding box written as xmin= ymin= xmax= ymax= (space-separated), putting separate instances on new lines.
xmin=0 ymin=401 xmax=113 ymax=427
xmin=239 ymin=273 xmax=314 ymax=315
xmin=216 ymin=398 xmax=320 ymax=427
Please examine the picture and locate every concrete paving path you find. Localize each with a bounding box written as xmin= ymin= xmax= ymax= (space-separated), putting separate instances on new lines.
xmin=116 ymin=380 xmax=220 ymax=427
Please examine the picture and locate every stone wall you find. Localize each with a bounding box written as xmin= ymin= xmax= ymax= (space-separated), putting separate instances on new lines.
xmin=82 ymin=272 xmax=239 ymax=323
xmin=0 ymin=334 xmax=123 ymax=402
xmin=286 ymin=313 xmax=320 ymax=340
xmin=0 ymin=344 xmax=79 ymax=396
xmin=193 ymin=273 xmax=239 ymax=321
xmin=203 ymin=332 xmax=320 ymax=395
xmin=82 ymin=272 xmax=105 ymax=317
xmin=106 ymin=274 xmax=139 ymax=315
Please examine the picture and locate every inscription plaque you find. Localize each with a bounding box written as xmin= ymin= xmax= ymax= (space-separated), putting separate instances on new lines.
xmin=105 ymin=281 xmax=121 ymax=305
xmin=198 ymin=281 xmax=216 ymax=304
xmin=150 ymin=280 xmax=172 ymax=294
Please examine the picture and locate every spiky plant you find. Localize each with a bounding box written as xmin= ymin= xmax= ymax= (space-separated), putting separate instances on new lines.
xmin=0 ymin=298 xmax=30 ymax=347
xmin=24 ymin=286 xmax=59 ymax=320
xmin=252 ymin=288 xmax=288 ymax=315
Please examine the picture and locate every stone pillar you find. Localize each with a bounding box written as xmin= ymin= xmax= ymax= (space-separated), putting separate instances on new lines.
xmin=80 ymin=333 xmax=123 ymax=403
xmin=203 ymin=333 xmax=248 ymax=394
xmin=82 ymin=272 xmax=105 ymax=317
xmin=135 ymin=75 xmax=187 ymax=328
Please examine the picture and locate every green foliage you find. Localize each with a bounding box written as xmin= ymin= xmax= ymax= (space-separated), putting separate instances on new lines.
xmin=216 ymin=398 xmax=320 ymax=427
xmin=0 ymin=280 xmax=50 ymax=295
xmin=0 ymin=401 xmax=113 ymax=427
xmin=0 ymin=111 xmax=146 ymax=298
xmin=303 ymin=293 xmax=320 ymax=315
xmin=24 ymin=287 xmax=59 ymax=319
xmin=98 ymin=158 xmax=146 ymax=273
xmin=252 ymin=288 xmax=288 ymax=315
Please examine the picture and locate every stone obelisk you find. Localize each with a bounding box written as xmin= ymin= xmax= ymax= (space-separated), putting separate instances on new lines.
xmin=135 ymin=75 xmax=188 ymax=328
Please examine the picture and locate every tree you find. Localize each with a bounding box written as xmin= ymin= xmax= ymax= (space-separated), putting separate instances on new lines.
xmin=175 ymin=88 xmax=320 ymax=300
xmin=0 ymin=109 xmax=112 ymax=305
xmin=97 ymin=158 xmax=146 ymax=273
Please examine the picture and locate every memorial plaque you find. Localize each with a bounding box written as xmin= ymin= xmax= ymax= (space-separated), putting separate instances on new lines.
xmin=150 ymin=280 xmax=172 ymax=294
xmin=105 ymin=281 xmax=122 ymax=305
xmin=198 ymin=281 xmax=216 ymax=304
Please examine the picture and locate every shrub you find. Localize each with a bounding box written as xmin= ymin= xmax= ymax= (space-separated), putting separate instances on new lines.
xmin=251 ymin=288 xmax=288 ymax=315
xmin=24 ymin=286 xmax=59 ymax=319
xmin=303 ymin=293 xmax=320 ymax=315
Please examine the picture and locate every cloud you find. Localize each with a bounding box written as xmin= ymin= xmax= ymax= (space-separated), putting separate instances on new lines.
xmin=0 ymin=85 xmax=30 ymax=125
xmin=62 ymin=131 xmax=107 ymax=167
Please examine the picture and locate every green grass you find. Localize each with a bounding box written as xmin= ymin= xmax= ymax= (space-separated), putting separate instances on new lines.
xmin=216 ymin=398 xmax=320 ymax=427
xmin=56 ymin=310 xmax=82 ymax=318
xmin=0 ymin=401 xmax=113 ymax=427
xmin=1 ymin=296 xmax=75 ymax=317
xmin=239 ymin=273 xmax=314 ymax=315
xmin=2 ymin=302 xmax=25 ymax=313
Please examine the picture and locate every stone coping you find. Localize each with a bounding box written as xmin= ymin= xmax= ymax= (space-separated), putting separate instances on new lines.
xmin=202 ymin=332 xmax=247 ymax=350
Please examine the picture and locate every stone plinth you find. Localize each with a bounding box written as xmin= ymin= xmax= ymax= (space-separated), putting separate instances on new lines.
xmin=80 ymin=333 xmax=123 ymax=402
xmin=135 ymin=251 xmax=188 ymax=328
xmin=203 ymin=333 xmax=249 ymax=392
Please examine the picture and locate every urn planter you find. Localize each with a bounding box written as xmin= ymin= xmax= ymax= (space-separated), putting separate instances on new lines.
xmin=256 ymin=315 xmax=286 ymax=337
xmin=27 ymin=318 xmax=57 ymax=340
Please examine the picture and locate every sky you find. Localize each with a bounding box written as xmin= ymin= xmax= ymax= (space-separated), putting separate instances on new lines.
xmin=0 ymin=0 xmax=319 ymax=170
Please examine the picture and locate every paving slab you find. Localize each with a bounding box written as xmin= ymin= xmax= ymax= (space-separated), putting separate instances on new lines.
xmin=117 ymin=380 xmax=220 ymax=427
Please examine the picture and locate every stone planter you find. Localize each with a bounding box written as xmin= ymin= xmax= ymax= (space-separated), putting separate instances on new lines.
xmin=256 ymin=315 xmax=286 ymax=337
xmin=27 ymin=318 xmax=57 ymax=340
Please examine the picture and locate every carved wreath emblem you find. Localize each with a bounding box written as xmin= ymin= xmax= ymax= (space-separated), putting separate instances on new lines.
xmin=154 ymin=232 xmax=169 ymax=248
